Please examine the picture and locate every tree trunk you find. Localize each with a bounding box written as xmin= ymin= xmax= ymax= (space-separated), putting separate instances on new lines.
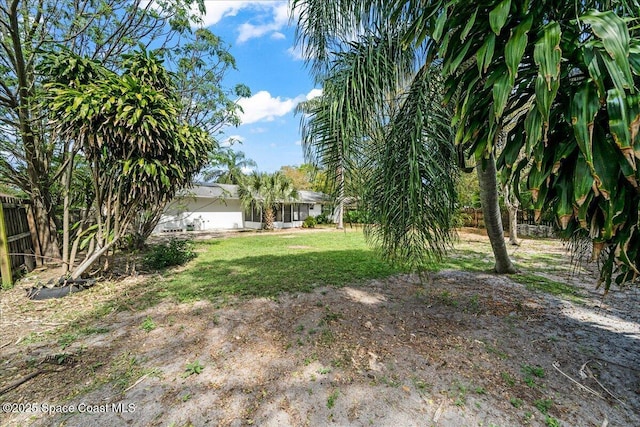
xmin=477 ymin=154 xmax=517 ymax=274
xmin=70 ymin=239 xmax=117 ymax=280
xmin=503 ymin=183 xmax=520 ymax=246
xmin=32 ymin=198 xmax=61 ymax=262
xmin=336 ymin=199 xmax=344 ymax=229
xmin=61 ymin=152 xmax=74 ymax=273
xmin=336 ymin=167 xmax=344 ymax=229
xmin=263 ymin=207 xmax=275 ymax=230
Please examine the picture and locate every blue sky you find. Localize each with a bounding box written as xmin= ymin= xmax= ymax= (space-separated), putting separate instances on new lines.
xmin=198 ymin=1 xmax=320 ymax=173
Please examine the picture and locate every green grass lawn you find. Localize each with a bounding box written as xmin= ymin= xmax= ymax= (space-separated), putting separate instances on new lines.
xmin=146 ymin=229 xmax=584 ymax=307
xmin=156 ymin=230 xmax=407 ymax=303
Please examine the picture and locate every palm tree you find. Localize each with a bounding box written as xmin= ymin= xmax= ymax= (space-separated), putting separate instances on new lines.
xmin=202 ymin=148 xmax=256 ymax=184
xmin=293 ymin=5 xmax=469 ymax=269
xmin=426 ymin=1 xmax=640 ymax=287
xmin=292 ymin=1 xmax=640 ymax=284
xmin=238 ymin=172 xmax=299 ymax=230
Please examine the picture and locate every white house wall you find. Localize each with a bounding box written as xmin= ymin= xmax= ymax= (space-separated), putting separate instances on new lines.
xmin=154 ymin=196 xmax=325 ymax=233
xmin=156 ymin=197 xmax=244 ymax=232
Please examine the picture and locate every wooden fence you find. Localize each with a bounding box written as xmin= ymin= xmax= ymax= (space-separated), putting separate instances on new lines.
xmin=460 ymin=207 xmax=555 ymax=230
xmin=0 ymin=195 xmax=36 ymax=287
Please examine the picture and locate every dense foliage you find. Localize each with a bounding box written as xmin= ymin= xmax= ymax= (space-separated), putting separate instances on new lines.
xmin=143 ymin=239 xmax=196 ymax=270
xmin=423 ymin=0 xmax=640 ymax=287
xmin=293 ymin=0 xmax=640 ymax=286
xmin=43 ymin=49 xmax=214 ymax=278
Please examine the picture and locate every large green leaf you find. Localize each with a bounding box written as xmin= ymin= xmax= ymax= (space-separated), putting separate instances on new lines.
xmin=592 ymin=131 xmax=621 ymax=200
xmin=554 ymin=173 xmax=573 ymax=230
xmin=598 ymin=186 xmax=627 ymax=240
xmin=476 ymin=33 xmax=496 ymax=74
xmin=629 ymin=43 xmax=640 ymax=75
xmin=461 ymin=8 xmax=478 ymax=41
xmin=534 ymin=74 xmax=559 ymax=131
xmin=505 ymin=15 xmax=533 ymax=79
xmin=489 ymin=0 xmax=511 ymax=35
xmin=433 ymin=7 xmax=448 ymax=42
xmin=444 ymin=38 xmax=473 ymax=76
xmin=607 ymin=88 xmax=634 ymax=169
xmin=581 ymin=10 xmax=634 ymax=92
xmin=573 ymin=152 xmax=594 ymax=208
xmin=582 ymin=47 xmax=607 ymax=101
xmin=492 ymin=72 xmax=514 ymax=120
xmin=533 ymin=21 xmax=562 ymax=89
xmin=497 ymin=131 xmax=524 ymax=169
xmin=524 ymin=107 xmax=543 ymax=153
xmin=570 ymin=83 xmax=600 ymax=169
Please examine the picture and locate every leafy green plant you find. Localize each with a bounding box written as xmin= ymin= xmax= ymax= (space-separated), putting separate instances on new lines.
xmin=501 ymin=372 xmax=516 ymax=387
xmin=314 ymin=212 xmax=331 ymax=224
xmin=327 ymin=389 xmax=339 ymax=409
xmin=184 ymin=360 xmax=204 ymax=377
xmin=140 ymin=316 xmax=156 ymax=332
xmin=545 ymin=415 xmax=561 ymax=427
xmin=302 ymin=216 xmax=317 ymax=228
xmin=144 ymin=238 xmax=196 ymax=269
xmin=510 ymin=397 xmax=523 ymax=408
xmin=534 ymin=398 xmax=553 ymax=414
xmin=522 ymin=364 xmax=545 ymax=387
xmin=58 ymin=333 xmax=77 ymax=350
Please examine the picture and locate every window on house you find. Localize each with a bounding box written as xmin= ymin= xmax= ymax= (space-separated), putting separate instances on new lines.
xmin=275 ymin=204 xmax=283 ymax=222
xmin=246 ymin=202 xmax=260 ymax=222
xmin=299 ymin=204 xmax=309 ymax=220
xmin=284 ymin=204 xmax=292 ymax=222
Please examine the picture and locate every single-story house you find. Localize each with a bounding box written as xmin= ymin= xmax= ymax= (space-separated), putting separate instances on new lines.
xmin=154 ymin=183 xmax=328 ymax=232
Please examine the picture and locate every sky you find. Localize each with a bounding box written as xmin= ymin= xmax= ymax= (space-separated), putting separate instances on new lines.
xmin=198 ymin=0 xmax=320 ymax=173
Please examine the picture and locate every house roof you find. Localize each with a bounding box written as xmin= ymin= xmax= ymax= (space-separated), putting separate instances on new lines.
xmin=184 ymin=183 xmax=328 ymax=204
xmin=186 ymin=183 xmax=239 ymax=199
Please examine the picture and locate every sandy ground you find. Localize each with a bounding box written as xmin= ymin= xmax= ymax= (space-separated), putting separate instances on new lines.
xmin=0 ymin=231 xmax=639 ymax=427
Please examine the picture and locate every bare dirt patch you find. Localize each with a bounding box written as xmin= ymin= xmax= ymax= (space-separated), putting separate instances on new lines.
xmin=1 ymin=231 xmax=639 ymax=427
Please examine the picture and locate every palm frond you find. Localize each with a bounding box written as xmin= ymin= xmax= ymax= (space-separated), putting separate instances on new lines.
xmin=364 ymin=65 xmax=457 ymax=268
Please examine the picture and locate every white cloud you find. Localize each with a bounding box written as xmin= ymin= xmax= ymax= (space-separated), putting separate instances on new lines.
xmin=198 ymin=1 xmax=259 ymax=26
xmin=271 ymin=31 xmax=286 ymax=40
xmin=238 ymin=91 xmax=303 ymax=124
xmin=294 ymin=140 xmax=302 ymax=146
xmin=306 ymin=88 xmax=323 ymax=100
xmin=286 ymin=45 xmax=305 ymax=61
xmin=236 ymin=2 xmax=289 ymax=43
xmin=238 ymin=89 xmax=322 ymax=125
xmin=241 ymin=165 xmax=255 ymax=174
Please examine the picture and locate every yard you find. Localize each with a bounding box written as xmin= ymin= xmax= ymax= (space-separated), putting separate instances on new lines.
xmin=1 ymin=228 xmax=639 ymax=426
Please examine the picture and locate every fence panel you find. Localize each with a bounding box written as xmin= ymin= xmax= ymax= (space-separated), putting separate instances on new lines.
xmin=0 ymin=195 xmax=35 ymax=287
xmin=461 ymin=207 xmax=555 ymax=230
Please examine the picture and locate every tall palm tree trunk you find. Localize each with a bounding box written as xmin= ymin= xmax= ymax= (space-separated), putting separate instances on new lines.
xmin=477 ymin=154 xmax=517 ymax=274
xmin=503 ymin=183 xmax=520 ymax=246
xmin=263 ymin=207 xmax=275 ymax=230
xmin=336 ymin=169 xmax=344 ymax=229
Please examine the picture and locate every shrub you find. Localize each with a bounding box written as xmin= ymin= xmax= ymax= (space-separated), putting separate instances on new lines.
xmin=344 ymin=209 xmax=370 ymax=224
xmin=143 ymin=238 xmax=196 ymax=269
xmin=302 ymin=216 xmax=317 ymax=228
xmin=314 ymin=212 xmax=331 ymax=224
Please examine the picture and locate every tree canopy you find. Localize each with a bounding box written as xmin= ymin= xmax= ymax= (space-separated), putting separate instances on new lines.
xmin=424 ymin=0 xmax=640 ymax=287
xmin=43 ymin=49 xmax=214 ymax=278
xmin=0 ymin=0 xmax=247 ymax=265
xmin=293 ymin=0 xmax=640 ymax=286
xmin=238 ymin=172 xmax=299 ymax=230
